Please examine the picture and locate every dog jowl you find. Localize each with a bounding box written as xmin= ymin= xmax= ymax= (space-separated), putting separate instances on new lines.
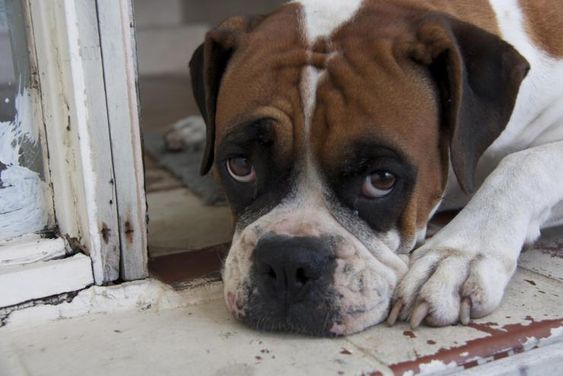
xmin=188 ymin=0 xmax=533 ymax=336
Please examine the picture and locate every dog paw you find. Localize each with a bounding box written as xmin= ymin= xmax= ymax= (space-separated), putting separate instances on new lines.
xmin=164 ymin=116 xmax=206 ymax=152
xmin=387 ymin=246 xmax=516 ymax=328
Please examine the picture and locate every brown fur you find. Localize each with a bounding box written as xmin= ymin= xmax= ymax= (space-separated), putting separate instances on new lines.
xmin=520 ymin=0 xmax=563 ymax=57
xmin=215 ymin=3 xmax=306 ymax=166
xmin=426 ymin=0 xmax=500 ymax=36
xmin=310 ymin=0 xmax=524 ymax=245
xmin=310 ymin=8 xmax=444 ymax=244
xmin=201 ymin=0 xmax=526 ymax=248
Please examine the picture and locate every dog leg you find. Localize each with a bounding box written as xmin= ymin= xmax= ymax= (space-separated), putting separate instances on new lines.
xmin=388 ymin=140 xmax=563 ymax=327
xmin=164 ymin=115 xmax=206 ymax=152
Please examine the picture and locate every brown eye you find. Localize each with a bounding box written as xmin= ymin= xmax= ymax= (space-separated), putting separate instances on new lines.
xmin=362 ymin=171 xmax=396 ymax=198
xmin=227 ymin=157 xmax=256 ymax=182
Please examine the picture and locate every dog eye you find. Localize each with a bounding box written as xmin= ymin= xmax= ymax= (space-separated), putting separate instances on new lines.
xmin=227 ymin=157 xmax=256 ymax=183
xmin=362 ymin=171 xmax=396 ymax=198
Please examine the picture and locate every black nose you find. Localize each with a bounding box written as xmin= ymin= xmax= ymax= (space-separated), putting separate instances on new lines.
xmin=253 ymin=235 xmax=332 ymax=304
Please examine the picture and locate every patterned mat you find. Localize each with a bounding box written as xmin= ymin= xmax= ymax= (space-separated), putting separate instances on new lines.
xmin=143 ymin=131 xmax=226 ymax=206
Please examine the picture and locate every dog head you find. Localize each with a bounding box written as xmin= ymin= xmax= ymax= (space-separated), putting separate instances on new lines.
xmin=189 ymin=1 xmax=528 ymax=336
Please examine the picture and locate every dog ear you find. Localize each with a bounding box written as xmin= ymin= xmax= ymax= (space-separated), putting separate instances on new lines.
xmin=189 ymin=15 xmax=264 ymax=175
xmin=411 ymin=15 xmax=529 ymax=193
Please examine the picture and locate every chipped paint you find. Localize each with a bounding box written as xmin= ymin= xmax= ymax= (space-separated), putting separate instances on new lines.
xmin=124 ymin=220 xmax=134 ymax=244
xmin=417 ymin=359 xmax=458 ymax=375
xmin=0 ymin=89 xmax=48 ymax=241
xmin=2 ymin=279 xmax=218 ymax=329
xmin=387 ymin=318 xmax=563 ymax=375
xmin=340 ymin=347 xmax=353 ymax=355
xmin=403 ymin=330 xmax=417 ymax=339
xmin=548 ymin=326 xmax=563 ymax=341
xmin=467 ymin=322 xmax=502 ymax=335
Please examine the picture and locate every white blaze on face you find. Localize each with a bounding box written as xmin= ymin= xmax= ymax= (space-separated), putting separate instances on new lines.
xmin=297 ymin=0 xmax=365 ymax=193
xmin=297 ymin=0 xmax=364 ymax=137
xmin=222 ymin=0 xmax=410 ymax=335
xmin=297 ymin=0 xmax=364 ymax=42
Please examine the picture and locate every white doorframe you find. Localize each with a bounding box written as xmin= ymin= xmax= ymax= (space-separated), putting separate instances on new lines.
xmin=97 ymin=0 xmax=148 ymax=281
xmin=28 ymin=0 xmax=148 ymax=284
xmin=1 ymin=0 xmax=147 ymax=309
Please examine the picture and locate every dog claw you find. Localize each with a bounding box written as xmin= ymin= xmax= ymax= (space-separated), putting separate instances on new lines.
xmin=410 ymin=302 xmax=429 ymax=329
xmin=460 ymin=297 xmax=472 ymax=325
xmin=387 ymin=300 xmax=403 ymax=326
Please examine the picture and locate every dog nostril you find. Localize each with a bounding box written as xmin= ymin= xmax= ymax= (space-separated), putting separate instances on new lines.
xmin=266 ymin=266 xmax=277 ymax=281
xmin=295 ymin=267 xmax=309 ymax=286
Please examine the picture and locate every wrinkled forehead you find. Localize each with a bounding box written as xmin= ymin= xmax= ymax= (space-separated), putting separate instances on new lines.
xmin=215 ymin=1 xmax=364 ymax=142
xmin=216 ymin=0 xmax=439 ymax=166
xmin=215 ymin=3 xmax=306 ymax=145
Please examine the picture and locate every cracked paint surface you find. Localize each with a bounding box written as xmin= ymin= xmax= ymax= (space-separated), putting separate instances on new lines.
xmin=386 ymin=318 xmax=563 ymax=375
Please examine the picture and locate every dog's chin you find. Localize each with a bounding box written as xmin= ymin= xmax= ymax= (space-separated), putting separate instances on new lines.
xmin=221 ymin=208 xmax=404 ymax=337
xmin=226 ymin=295 xmax=390 ymax=337
xmin=224 ymin=281 xmax=393 ymax=337
xmin=328 ymin=305 xmax=390 ymax=336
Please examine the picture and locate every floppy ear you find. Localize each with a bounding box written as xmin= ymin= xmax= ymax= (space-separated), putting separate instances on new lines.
xmin=411 ymin=15 xmax=530 ymax=193
xmin=189 ymin=15 xmax=264 ymax=175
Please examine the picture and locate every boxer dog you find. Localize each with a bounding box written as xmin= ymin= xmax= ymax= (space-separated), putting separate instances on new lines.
xmin=179 ymin=0 xmax=563 ymax=336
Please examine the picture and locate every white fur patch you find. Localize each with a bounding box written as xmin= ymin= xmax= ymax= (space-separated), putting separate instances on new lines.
xmin=397 ymin=140 xmax=563 ymax=325
xmin=397 ymin=1 xmax=563 ymax=326
xmin=296 ymin=0 xmax=364 ymax=43
xmin=297 ymin=0 xmax=363 ymax=167
xmin=300 ymin=66 xmax=321 ymax=145
xmin=474 ymin=0 xmax=563 ymax=177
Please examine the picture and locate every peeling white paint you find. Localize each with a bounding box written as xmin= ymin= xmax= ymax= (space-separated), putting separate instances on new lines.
xmin=0 ymin=237 xmax=66 ymax=266
xmin=0 ymin=89 xmax=48 ymax=241
xmin=417 ymin=359 xmax=459 ymax=375
xmin=522 ymin=324 xmax=563 ymax=349
xmin=549 ymin=326 xmax=563 ymax=338
xmin=3 ymin=279 xmax=221 ymax=329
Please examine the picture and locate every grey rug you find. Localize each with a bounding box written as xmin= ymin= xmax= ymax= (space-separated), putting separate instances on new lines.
xmin=143 ymin=131 xmax=226 ymax=206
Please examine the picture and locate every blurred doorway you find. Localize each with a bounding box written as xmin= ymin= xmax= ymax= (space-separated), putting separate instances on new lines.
xmin=134 ymin=1 xmax=283 ymax=264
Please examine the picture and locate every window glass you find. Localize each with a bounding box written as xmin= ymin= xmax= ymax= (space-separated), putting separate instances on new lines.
xmin=0 ymin=0 xmax=50 ymax=241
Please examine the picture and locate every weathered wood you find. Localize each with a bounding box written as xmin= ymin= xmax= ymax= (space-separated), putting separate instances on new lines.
xmin=0 ymin=0 xmax=99 ymax=310
xmin=0 ymin=253 xmax=93 ymax=307
xmin=5 ymin=0 xmax=150 ymax=285
xmin=458 ymin=345 xmax=563 ymax=376
xmin=96 ymin=0 xmax=148 ymax=281
xmin=28 ymin=0 xmax=121 ymax=284
xmin=0 ymin=236 xmax=66 ymax=267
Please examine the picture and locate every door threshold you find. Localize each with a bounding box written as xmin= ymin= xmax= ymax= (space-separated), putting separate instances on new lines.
xmin=148 ymin=243 xmax=229 ymax=288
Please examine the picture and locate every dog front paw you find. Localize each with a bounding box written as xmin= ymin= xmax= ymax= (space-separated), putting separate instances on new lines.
xmin=387 ymin=246 xmax=516 ymax=328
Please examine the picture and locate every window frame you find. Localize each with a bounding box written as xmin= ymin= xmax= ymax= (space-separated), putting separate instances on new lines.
xmin=0 ymin=0 xmax=147 ymax=309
